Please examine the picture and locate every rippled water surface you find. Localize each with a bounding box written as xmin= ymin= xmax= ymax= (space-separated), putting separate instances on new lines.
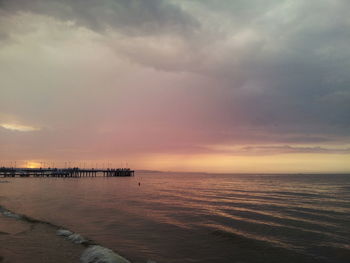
xmin=0 ymin=173 xmax=349 ymax=263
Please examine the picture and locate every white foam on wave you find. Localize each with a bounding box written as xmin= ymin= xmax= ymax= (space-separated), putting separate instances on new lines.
xmin=0 ymin=209 xmax=22 ymax=219
xmin=68 ymin=233 xmax=87 ymax=244
xmin=56 ymin=229 xmax=87 ymax=244
xmin=81 ymin=245 xmax=131 ymax=263
xmin=56 ymin=229 xmax=73 ymax=237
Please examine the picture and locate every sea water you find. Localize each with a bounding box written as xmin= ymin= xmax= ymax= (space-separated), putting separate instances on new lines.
xmin=0 ymin=172 xmax=349 ymax=263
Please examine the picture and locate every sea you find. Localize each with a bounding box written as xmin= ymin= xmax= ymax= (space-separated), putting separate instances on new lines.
xmin=0 ymin=172 xmax=349 ymax=263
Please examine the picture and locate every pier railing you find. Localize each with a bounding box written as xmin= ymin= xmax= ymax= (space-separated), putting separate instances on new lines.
xmin=0 ymin=167 xmax=134 ymax=178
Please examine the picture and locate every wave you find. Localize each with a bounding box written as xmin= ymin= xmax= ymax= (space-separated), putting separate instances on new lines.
xmin=81 ymin=245 xmax=131 ymax=263
xmin=208 ymin=228 xmax=323 ymax=263
xmin=0 ymin=204 xmax=145 ymax=263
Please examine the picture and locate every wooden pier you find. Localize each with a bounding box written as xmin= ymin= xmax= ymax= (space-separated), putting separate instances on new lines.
xmin=0 ymin=167 xmax=134 ymax=178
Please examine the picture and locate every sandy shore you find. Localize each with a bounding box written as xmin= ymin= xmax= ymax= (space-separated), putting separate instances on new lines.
xmin=0 ymin=214 xmax=84 ymax=263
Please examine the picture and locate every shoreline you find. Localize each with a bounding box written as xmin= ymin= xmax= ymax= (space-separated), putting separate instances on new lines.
xmin=0 ymin=205 xmax=132 ymax=263
xmin=0 ymin=212 xmax=85 ymax=263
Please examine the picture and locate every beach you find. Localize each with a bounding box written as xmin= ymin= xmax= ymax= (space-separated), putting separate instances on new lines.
xmin=0 ymin=206 xmax=132 ymax=263
xmin=0 ymin=213 xmax=84 ymax=263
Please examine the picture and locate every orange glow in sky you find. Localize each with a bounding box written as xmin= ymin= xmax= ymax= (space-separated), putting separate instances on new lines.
xmin=138 ymin=153 xmax=350 ymax=173
xmin=26 ymin=161 xmax=41 ymax=169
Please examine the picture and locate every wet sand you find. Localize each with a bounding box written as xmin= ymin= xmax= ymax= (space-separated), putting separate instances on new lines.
xmin=0 ymin=214 xmax=84 ymax=263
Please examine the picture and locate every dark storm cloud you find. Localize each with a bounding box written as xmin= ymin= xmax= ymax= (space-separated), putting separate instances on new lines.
xmin=0 ymin=0 xmax=199 ymax=36
xmin=193 ymin=0 xmax=350 ymax=138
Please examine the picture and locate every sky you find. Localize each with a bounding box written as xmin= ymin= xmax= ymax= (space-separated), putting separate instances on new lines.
xmin=0 ymin=0 xmax=349 ymax=173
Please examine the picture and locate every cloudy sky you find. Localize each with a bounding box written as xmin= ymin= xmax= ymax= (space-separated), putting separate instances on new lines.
xmin=1 ymin=0 xmax=349 ymax=172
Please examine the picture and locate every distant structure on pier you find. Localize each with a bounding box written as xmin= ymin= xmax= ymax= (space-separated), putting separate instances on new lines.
xmin=0 ymin=167 xmax=134 ymax=178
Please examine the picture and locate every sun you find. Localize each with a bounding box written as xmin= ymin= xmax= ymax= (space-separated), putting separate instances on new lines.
xmin=26 ymin=162 xmax=41 ymax=169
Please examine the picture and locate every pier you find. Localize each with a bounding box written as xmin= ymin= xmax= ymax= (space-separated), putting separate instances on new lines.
xmin=0 ymin=167 xmax=134 ymax=178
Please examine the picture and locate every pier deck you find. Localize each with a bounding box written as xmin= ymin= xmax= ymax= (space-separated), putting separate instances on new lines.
xmin=0 ymin=167 xmax=134 ymax=178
